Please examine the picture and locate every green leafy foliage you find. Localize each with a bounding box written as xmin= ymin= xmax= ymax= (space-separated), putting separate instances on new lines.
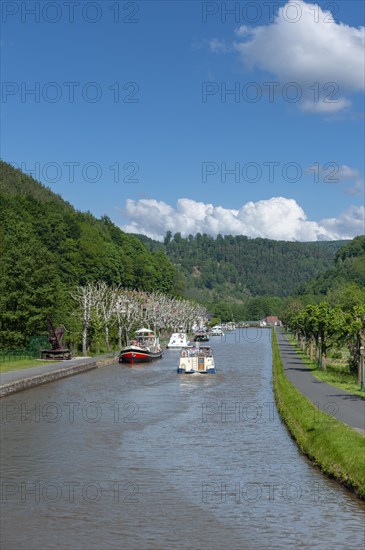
xmin=304 ymin=235 xmax=365 ymax=296
xmin=137 ymin=232 xmax=346 ymax=303
xmin=136 ymin=231 xmax=350 ymax=319
xmin=0 ymin=162 xmax=179 ymax=347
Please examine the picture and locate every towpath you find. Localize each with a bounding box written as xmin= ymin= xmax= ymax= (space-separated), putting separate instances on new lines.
xmin=276 ymin=327 xmax=365 ymax=434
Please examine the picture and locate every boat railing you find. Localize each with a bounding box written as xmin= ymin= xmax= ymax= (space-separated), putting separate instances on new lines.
xmin=180 ymin=348 xmax=212 ymax=358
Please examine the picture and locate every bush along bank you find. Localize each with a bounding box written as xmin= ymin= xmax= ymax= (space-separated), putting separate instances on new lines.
xmin=272 ymin=330 xmax=365 ymax=500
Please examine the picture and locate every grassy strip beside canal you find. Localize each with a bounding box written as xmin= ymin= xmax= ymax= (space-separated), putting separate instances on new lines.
xmin=0 ymin=355 xmax=117 ymax=374
xmin=272 ymin=331 xmax=365 ymax=500
xmin=0 ymin=358 xmax=60 ymax=373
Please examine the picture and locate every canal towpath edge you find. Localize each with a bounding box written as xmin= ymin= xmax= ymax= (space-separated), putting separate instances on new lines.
xmin=0 ymin=353 xmax=118 ymax=398
xmin=275 ymin=327 xmax=365 ymax=435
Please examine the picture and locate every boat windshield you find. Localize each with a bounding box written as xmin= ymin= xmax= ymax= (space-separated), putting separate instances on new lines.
xmin=130 ymin=335 xmax=155 ymax=348
xmin=180 ymin=347 xmax=212 ymax=357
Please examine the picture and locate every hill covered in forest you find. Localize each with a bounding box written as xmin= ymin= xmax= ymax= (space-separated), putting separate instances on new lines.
xmin=135 ymin=231 xmax=347 ymax=304
xmin=0 ymin=161 xmax=178 ymax=346
xmin=300 ymin=235 xmax=365 ymax=310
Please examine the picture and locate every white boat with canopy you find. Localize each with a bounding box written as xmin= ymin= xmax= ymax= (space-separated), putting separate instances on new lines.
xmin=167 ymin=331 xmax=190 ymax=349
xmin=177 ymin=345 xmax=216 ymax=374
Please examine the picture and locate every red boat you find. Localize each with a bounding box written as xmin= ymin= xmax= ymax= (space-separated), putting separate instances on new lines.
xmin=119 ymin=328 xmax=163 ymax=364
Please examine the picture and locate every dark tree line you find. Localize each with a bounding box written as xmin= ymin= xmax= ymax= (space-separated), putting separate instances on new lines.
xmin=138 ymin=233 xmax=364 ymax=322
xmin=137 ymin=231 xmax=346 ymax=301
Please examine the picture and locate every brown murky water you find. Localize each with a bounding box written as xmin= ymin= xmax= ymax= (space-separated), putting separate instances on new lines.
xmin=1 ymin=329 xmax=364 ymax=549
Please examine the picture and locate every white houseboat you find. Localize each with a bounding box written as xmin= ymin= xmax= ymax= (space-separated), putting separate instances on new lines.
xmin=167 ymin=331 xmax=190 ymax=349
xmin=177 ymin=345 xmax=216 ymax=374
xmin=210 ymin=325 xmax=224 ymax=336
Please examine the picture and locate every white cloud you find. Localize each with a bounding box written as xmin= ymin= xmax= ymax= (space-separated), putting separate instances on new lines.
xmin=209 ymin=39 xmax=230 ymax=53
xmin=229 ymin=1 xmax=365 ymax=113
xmin=345 ymin=181 xmax=365 ymax=196
xmin=336 ymin=165 xmax=362 ymax=181
xmin=119 ymin=197 xmax=364 ymax=242
xmin=308 ymin=164 xmax=364 ymax=195
xmin=336 ymin=165 xmax=364 ymax=195
xmin=321 ymin=206 xmax=365 ymax=237
xmin=300 ymin=97 xmax=351 ymax=114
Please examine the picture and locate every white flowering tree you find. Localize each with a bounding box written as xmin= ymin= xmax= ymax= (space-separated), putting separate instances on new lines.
xmin=71 ymin=283 xmax=208 ymax=353
xmin=115 ymin=289 xmax=142 ymax=348
xmin=71 ymin=283 xmax=99 ymax=356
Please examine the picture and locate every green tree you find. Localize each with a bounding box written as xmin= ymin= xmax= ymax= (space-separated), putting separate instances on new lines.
xmin=342 ymin=304 xmax=365 ymax=375
xmin=327 ymin=282 xmax=365 ymax=311
xmin=245 ymin=297 xmax=271 ymax=320
xmin=290 ymin=302 xmax=346 ymax=369
xmin=0 ymin=225 xmax=61 ymax=347
xmin=164 ymin=230 xmax=172 ymax=246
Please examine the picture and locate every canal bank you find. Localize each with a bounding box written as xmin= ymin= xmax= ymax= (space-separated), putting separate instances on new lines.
xmin=0 ymin=354 xmax=117 ymax=398
xmin=273 ymin=328 xmax=365 ymax=499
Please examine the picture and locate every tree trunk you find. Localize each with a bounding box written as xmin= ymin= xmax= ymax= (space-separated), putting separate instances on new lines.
xmin=309 ymin=339 xmax=314 ymax=360
xmin=105 ymin=325 xmax=110 ymax=352
xmin=305 ymin=338 xmax=310 ymax=356
xmin=321 ymin=340 xmax=327 ymax=370
xmin=301 ymin=336 xmax=305 ymax=352
xmin=357 ymin=341 xmax=365 ymax=386
xmin=118 ymin=323 xmax=122 ymax=349
xmin=82 ymin=321 xmax=88 ymax=356
xmin=358 ymin=350 xmax=361 ymax=385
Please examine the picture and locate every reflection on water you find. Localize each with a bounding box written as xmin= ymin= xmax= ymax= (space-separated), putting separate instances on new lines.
xmin=1 ymin=329 xmax=364 ymax=549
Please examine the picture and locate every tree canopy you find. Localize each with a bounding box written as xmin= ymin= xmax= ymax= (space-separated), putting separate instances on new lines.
xmin=0 ymin=161 xmax=179 ymax=347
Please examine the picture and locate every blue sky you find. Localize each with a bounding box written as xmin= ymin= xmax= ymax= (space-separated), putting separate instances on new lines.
xmin=1 ymin=0 xmax=364 ymax=241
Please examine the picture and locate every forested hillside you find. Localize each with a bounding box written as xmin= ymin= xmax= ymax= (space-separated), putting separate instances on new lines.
xmin=136 ymin=231 xmax=347 ymax=302
xmin=0 ymin=161 xmax=178 ymax=347
xmin=301 ymin=235 xmax=365 ymax=309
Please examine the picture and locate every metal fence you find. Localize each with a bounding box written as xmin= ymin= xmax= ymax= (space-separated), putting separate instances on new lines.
xmin=0 ymin=336 xmax=49 ymax=363
xmin=0 ymin=349 xmax=38 ymax=362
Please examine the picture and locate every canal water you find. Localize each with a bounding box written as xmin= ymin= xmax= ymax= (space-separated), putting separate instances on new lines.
xmin=1 ymin=329 xmax=364 ymax=549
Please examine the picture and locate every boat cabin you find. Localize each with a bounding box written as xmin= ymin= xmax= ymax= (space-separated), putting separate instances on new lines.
xmin=177 ymin=345 xmax=216 ymax=374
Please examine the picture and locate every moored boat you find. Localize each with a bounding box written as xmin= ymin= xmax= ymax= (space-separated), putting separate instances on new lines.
xmin=222 ymin=322 xmax=236 ymax=331
xmin=193 ymin=332 xmax=209 ymax=342
xmin=119 ymin=328 xmax=163 ymax=363
xmin=211 ymin=325 xmax=224 ymax=336
xmin=167 ymin=331 xmax=190 ymax=349
xmin=177 ymin=345 xmax=216 ymax=374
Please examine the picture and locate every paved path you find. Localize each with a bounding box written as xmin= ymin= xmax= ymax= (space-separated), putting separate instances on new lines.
xmin=276 ymin=328 xmax=365 ymax=434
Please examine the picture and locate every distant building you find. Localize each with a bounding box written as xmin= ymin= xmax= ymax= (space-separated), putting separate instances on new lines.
xmin=262 ymin=316 xmax=282 ymax=326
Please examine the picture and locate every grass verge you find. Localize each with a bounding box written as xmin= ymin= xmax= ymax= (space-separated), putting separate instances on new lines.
xmin=0 ymin=358 xmax=60 ymax=373
xmin=272 ymin=330 xmax=365 ymax=500
xmin=0 ymin=353 xmax=118 ymax=374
